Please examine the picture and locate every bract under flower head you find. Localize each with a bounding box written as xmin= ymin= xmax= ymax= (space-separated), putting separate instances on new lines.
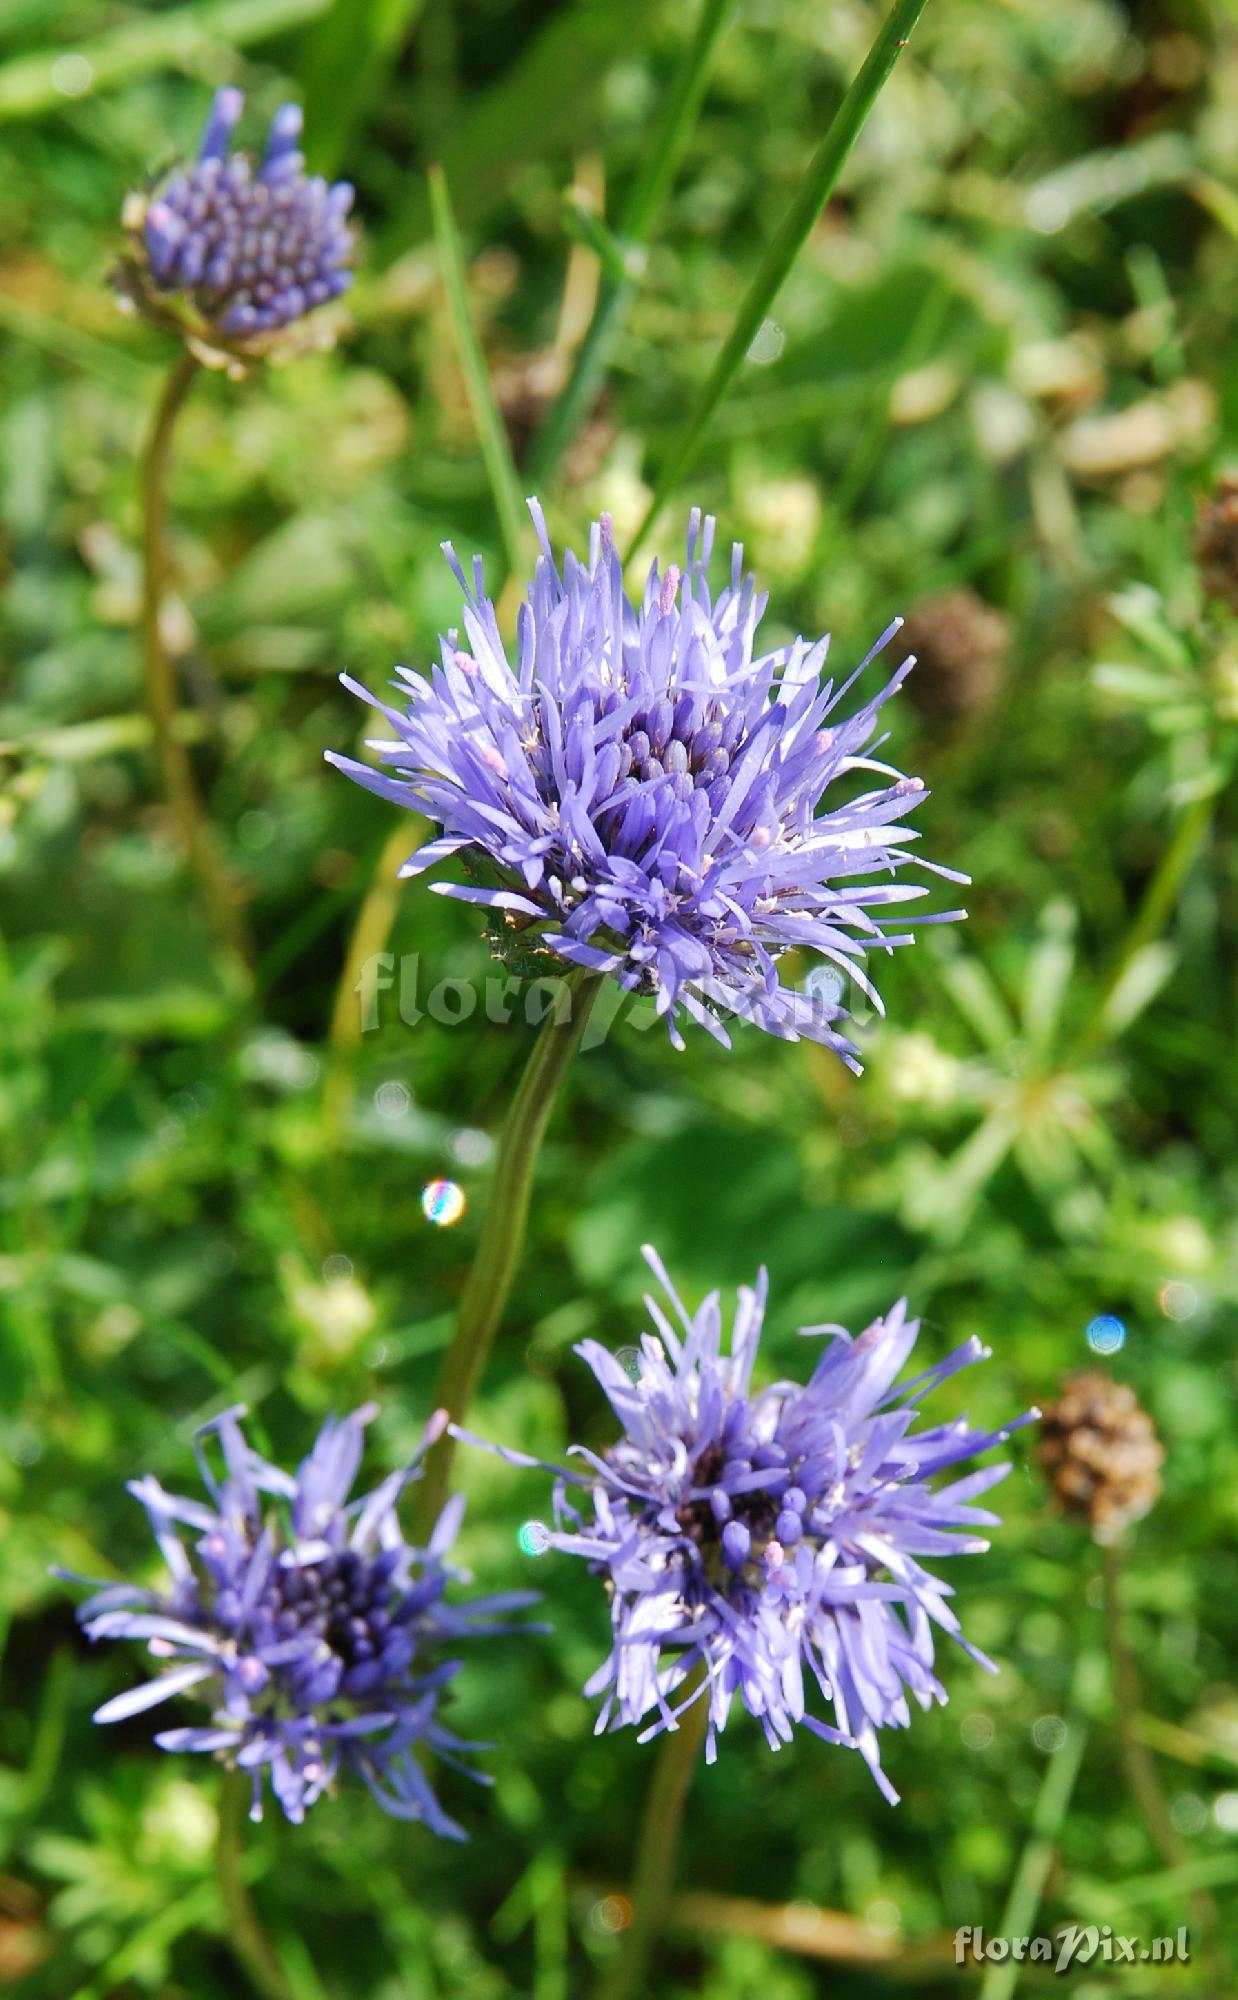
xmin=61 ymin=1405 xmax=535 ymax=1830
xmin=458 ymin=1248 xmax=1035 ymax=1802
xmin=118 ymin=88 xmax=354 ymax=369
xmin=328 ymin=506 xmax=966 ymax=1064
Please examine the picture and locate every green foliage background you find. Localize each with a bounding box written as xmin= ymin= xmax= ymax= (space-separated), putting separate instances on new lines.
xmin=1 ymin=0 xmax=1236 ymax=1994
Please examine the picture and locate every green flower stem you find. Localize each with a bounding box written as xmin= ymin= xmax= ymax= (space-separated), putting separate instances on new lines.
xmin=413 ymin=969 xmax=603 ymax=1537
xmin=215 ymin=1770 xmax=294 ymax=2000
xmin=141 ymin=348 xmax=251 ymax=979
xmin=595 ymin=1679 xmax=710 ymax=2000
xmin=630 ymin=0 xmax=933 ymax=556
xmin=429 ymin=161 xmax=529 ymax=580
xmin=1102 ymin=1540 xmax=1220 ymax=1967
xmin=1081 ymin=791 xmax=1214 ymax=1050
xmin=527 ymin=0 xmax=737 ymax=490
xmin=977 ymin=1643 xmax=1094 ymax=2000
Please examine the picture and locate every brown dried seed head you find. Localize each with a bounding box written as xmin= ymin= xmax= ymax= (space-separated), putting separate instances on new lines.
xmin=1194 ymin=473 xmax=1238 ymax=613
xmin=1038 ymin=1370 xmax=1164 ymax=1543
xmin=900 ymin=589 xmax=1011 ymax=722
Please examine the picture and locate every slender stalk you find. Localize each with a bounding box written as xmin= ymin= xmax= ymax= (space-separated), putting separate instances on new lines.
xmin=413 ymin=971 xmax=603 ymax=1535
xmin=1091 ymin=794 xmax=1212 ymax=1029
xmin=215 ymin=1770 xmax=294 ymax=2000
xmin=527 ymin=0 xmax=736 ymax=488
xmin=977 ymin=1645 xmax=1093 ymax=2000
xmin=630 ymin=0 xmax=932 ymax=556
xmin=1102 ymin=1541 xmax=1220 ymax=1961
xmin=141 ymin=349 xmax=251 ymax=978
xmin=322 ymin=820 xmax=426 ymax=1142
xmin=429 ymin=162 xmax=528 ymax=580
xmin=595 ymin=1681 xmax=710 ymax=2000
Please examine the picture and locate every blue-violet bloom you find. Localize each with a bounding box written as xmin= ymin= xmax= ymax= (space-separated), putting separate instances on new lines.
xmin=120 ymin=88 xmax=354 ymax=361
xmin=328 ymin=506 xmax=966 ymax=1065
xmin=458 ymin=1248 xmax=1035 ymax=1802
xmin=61 ymin=1405 xmax=534 ymax=1830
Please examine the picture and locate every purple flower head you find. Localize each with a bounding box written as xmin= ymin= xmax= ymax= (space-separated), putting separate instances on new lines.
xmin=327 ymin=506 xmax=966 ymax=1065
xmin=60 ymin=1405 xmax=535 ymax=1831
xmin=120 ymin=89 xmax=354 ymax=361
xmin=458 ymin=1248 xmax=1035 ymax=1802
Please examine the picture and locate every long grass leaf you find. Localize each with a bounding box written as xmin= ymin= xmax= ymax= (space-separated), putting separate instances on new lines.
xmin=630 ymin=0 xmax=932 ymax=553
xmin=428 ymin=162 xmax=528 ymax=580
xmin=0 ymin=0 xmax=331 ymax=121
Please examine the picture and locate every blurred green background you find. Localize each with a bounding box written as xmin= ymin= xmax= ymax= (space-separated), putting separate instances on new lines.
xmin=1 ymin=0 xmax=1236 ymax=1993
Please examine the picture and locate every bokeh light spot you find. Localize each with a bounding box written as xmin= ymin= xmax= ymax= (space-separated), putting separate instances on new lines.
xmin=746 ymin=318 xmax=785 ymax=366
xmin=590 ymin=1894 xmax=633 ymax=1934
xmin=960 ymin=1711 xmax=995 ymax=1750
xmin=422 ymin=1178 xmax=465 ymax=1226
xmin=1158 ymin=1280 xmax=1199 ymax=1322
xmin=51 ymin=54 xmax=93 ymax=97
xmin=450 ymin=1125 xmax=492 ymax=1167
xmin=804 ymin=963 xmax=846 ymax=1010
xmin=1086 ymin=1313 xmax=1126 ymax=1355
xmin=1032 ymin=1713 xmax=1068 ymax=1752
xmin=1170 ymin=1793 xmax=1207 ymax=1836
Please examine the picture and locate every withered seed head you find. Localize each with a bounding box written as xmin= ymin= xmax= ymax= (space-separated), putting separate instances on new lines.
xmin=1194 ymin=473 xmax=1238 ymax=613
xmin=1038 ymin=1370 xmax=1164 ymax=1543
xmin=900 ymin=588 xmax=1011 ymax=722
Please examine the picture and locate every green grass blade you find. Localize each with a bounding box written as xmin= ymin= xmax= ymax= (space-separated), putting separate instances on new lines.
xmin=630 ymin=0 xmax=932 ymax=553
xmin=977 ymin=1643 xmax=1103 ymax=2000
xmin=300 ymin=0 xmax=426 ymax=176
xmin=428 ymin=162 xmax=528 ymax=580
xmin=0 ymin=0 xmax=331 ymax=121
xmin=381 ymin=0 xmax=662 ymax=252
xmin=527 ymin=0 xmax=735 ymax=489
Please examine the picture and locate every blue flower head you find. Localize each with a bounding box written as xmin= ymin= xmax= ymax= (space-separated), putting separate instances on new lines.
xmin=329 ymin=506 xmax=965 ymax=1064
xmin=461 ymin=1249 xmax=1035 ymax=1802
xmin=63 ymin=1405 xmax=534 ymax=1830
xmin=120 ymin=88 xmax=354 ymax=364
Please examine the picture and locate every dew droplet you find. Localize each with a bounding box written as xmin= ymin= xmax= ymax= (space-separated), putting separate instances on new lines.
xmin=422 ymin=1179 xmax=465 ymax=1226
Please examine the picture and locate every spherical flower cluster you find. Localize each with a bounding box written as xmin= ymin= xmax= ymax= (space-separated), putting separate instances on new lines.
xmin=328 ymin=506 xmax=965 ymax=1064
xmin=120 ymin=88 xmax=354 ymax=362
xmin=1038 ymin=1370 xmax=1163 ymax=1543
xmin=461 ymin=1248 xmax=1034 ymax=1802
xmin=63 ymin=1405 xmax=534 ymax=1829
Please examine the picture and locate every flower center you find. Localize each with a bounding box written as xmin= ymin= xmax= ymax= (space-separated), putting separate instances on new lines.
xmin=270 ymin=1548 xmax=398 ymax=1667
xmin=530 ymin=685 xmax=747 ymax=819
xmin=213 ymin=1544 xmax=418 ymax=1706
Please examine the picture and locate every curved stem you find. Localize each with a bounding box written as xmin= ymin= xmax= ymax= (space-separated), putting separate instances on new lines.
xmin=141 ymin=348 xmax=251 ymax=979
xmin=322 ymin=820 xmax=426 ymax=1145
xmin=630 ymin=0 xmax=932 ymax=556
xmin=1079 ymin=792 xmax=1213 ymax=1053
xmin=527 ymin=0 xmax=736 ymax=490
xmin=595 ymin=1682 xmax=710 ymax=2000
xmin=413 ymin=970 xmax=603 ymax=1535
xmin=1102 ymin=1541 xmax=1220 ymax=1963
xmin=215 ymin=1770 xmax=294 ymax=2000
xmin=977 ymin=1636 xmax=1094 ymax=2000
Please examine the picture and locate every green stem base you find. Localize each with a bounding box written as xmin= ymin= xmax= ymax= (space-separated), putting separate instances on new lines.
xmin=412 ymin=971 xmax=602 ymax=1537
xmin=142 ymin=349 xmax=251 ymax=980
xmin=215 ymin=1771 xmax=293 ymax=2000
xmin=595 ymin=1679 xmax=710 ymax=2000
